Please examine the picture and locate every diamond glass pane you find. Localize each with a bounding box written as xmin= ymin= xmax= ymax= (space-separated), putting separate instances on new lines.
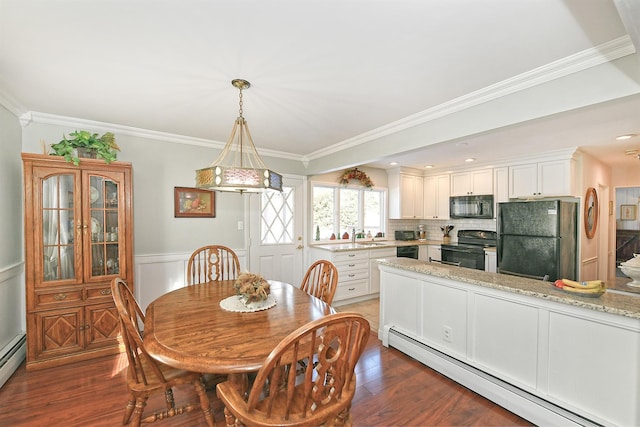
xmin=261 ymin=187 xmax=294 ymax=244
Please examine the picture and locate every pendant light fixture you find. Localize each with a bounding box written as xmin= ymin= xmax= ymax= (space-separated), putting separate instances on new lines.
xmin=196 ymin=79 xmax=283 ymax=193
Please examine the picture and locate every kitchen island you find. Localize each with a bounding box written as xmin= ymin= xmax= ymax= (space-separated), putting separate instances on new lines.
xmin=378 ymin=257 xmax=639 ymax=427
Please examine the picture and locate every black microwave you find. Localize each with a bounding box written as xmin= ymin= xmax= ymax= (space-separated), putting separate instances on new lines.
xmin=450 ymin=195 xmax=494 ymax=219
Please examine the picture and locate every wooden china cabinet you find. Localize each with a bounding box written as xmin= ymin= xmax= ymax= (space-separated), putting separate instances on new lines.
xmin=22 ymin=153 xmax=134 ymax=371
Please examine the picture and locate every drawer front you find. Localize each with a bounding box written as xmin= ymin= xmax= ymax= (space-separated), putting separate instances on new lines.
xmin=338 ymin=268 xmax=369 ymax=282
xmin=35 ymin=289 xmax=83 ymax=309
xmin=333 ymin=251 xmax=369 ymax=262
xmin=334 ymin=279 xmax=369 ymax=301
xmin=85 ymin=285 xmax=114 ymax=301
xmin=336 ymin=259 xmax=369 ymax=272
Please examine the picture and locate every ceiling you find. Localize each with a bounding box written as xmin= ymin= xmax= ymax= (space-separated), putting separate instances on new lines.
xmin=1 ymin=0 xmax=639 ymax=172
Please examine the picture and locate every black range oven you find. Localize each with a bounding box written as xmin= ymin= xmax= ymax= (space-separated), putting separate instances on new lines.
xmin=395 ymin=230 xmax=419 ymax=259
xmin=441 ymin=230 xmax=496 ymax=271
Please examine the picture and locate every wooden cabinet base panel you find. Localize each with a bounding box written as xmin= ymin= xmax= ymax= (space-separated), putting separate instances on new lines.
xmin=26 ymin=342 xmax=124 ymax=372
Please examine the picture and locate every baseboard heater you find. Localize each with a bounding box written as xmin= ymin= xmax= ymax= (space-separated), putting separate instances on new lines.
xmin=383 ymin=326 xmax=599 ymax=427
xmin=0 ymin=334 xmax=26 ymax=389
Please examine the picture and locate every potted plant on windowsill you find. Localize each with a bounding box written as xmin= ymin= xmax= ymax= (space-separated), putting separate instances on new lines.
xmin=49 ymin=130 xmax=120 ymax=166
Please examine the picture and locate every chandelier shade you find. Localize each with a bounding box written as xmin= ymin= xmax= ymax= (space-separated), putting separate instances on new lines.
xmin=196 ymin=79 xmax=283 ymax=193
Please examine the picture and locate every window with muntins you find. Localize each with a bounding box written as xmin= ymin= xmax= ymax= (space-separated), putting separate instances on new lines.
xmin=312 ymin=183 xmax=386 ymax=241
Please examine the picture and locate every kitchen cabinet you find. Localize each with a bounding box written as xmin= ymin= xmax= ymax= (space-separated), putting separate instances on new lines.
xmin=418 ymin=245 xmax=429 ymax=262
xmin=333 ymin=250 xmax=370 ymax=301
xmin=509 ymin=159 xmax=575 ymax=198
xmin=388 ymin=170 xmax=424 ymax=219
xmin=369 ymin=247 xmax=397 ymax=294
xmin=423 ymin=174 xmax=450 ymax=219
xmin=426 ymin=245 xmax=441 ymax=262
xmin=493 ymin=167 xmax=509 ymax=217
xmin=308 ymin=249 xmax=370 ymax=302
xmin=309 ymin=246 xmax=399 ymax=302
xmin=450 ymin=169 xmax=493 ymax=196
xmin=22 ymin=153 xmax=133 ymax=371
xmin=484 ymin=249 xmax=497 ymax=273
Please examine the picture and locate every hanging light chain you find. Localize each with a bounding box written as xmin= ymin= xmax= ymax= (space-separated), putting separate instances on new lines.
xmin=238 ymin=87 xmax=244 ymax=118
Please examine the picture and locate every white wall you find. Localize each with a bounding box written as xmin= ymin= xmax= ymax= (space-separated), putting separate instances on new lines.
xmin=0 ymin=103 xmax=26 ymax=386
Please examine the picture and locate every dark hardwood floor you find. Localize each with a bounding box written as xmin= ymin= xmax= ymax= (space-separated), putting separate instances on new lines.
xmin=0 ymin=333 xmax=532 ymax=427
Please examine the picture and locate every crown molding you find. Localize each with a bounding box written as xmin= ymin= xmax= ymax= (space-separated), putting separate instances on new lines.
xmin=303 ymin=35 xmax=636 ymax=163
xmin=0 ymin=87 xmax=26 ymax=118
xmin=21 ymin=111 xmax=303 ymax=161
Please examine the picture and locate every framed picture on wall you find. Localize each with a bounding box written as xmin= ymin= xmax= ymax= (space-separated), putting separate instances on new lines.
xmin=174 ymin=187 xmax=215 ymax=218
xmin=621 ymin=204 xmax=637 ymax=221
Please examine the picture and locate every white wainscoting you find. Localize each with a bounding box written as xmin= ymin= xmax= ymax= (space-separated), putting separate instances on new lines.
xmin=580 ymin=256 xmax=597 ymax=281
xmin=0 ymin=262 xmax=26 ymax=388
xmin=134 ymin=249 xmax=247 ymax=311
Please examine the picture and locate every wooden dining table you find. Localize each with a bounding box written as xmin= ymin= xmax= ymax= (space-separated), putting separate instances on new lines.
xmin=143 ymin=280 xmax=335 ymax=375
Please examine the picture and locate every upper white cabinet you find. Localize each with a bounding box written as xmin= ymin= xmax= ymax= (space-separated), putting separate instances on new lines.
xmin=388 ymin=170 xmax=424 ymax=219
xmin=493 ymin=167 xmax=509 ymax=217
xmin=423 ymin=174 xmax=450 ymax=220
xmin=509 ymin=159 xmax=576 ymax=198
xmin=450 ymin=169 xmax=493 ymax=196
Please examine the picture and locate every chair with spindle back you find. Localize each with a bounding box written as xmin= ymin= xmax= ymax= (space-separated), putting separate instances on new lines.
xmin=187 ymin=245 xmax=240 ymax=285
xmin=110 ymin=278 xmax=215 ymax=427
xmin=216 ymin=312 xmax=370 ymax=427
xmin=300 ymin=259 xmax=339 ymax=305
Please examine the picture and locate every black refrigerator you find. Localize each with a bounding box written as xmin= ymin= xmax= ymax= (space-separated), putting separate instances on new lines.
xmin=497 ymin=200 xmax=577 ymax=281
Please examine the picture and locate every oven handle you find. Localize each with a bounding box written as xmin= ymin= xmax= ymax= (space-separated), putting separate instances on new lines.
xmin=441 ymin=247 xmax=475 ymax=254
xmin=429 ymin=257 xmax=461 ymax=267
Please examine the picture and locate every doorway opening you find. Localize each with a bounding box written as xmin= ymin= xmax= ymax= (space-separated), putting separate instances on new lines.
xmin=615 ymin=187 xmax=640 ymax=290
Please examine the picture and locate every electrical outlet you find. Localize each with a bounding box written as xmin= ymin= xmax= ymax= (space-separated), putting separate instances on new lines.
xmin=443 ymin=326 xmax=452 ymax=343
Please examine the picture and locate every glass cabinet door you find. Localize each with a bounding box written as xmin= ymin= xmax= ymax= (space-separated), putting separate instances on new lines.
xmin=40 ymin=172 xmax=81 ymax=283
xmin=87 ymin=173 xmax=124 ymax=280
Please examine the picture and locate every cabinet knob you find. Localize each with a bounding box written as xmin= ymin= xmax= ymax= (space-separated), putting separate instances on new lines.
xmin=348 ymin=287 xmax=355 ymax=291
xmin=100 ymin=289 xmax=112 ymax=295
xmin=53 ymin=293 xmax=67 ymax=301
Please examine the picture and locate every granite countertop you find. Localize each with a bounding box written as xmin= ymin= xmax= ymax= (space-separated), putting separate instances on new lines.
xmin=311 ymin=239 xmax=442 ymax=252
xmin=377 ymin=257 xmax=640 ymax=320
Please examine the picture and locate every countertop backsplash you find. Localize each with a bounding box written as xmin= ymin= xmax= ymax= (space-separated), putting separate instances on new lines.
xmin=388 ymin=218 xmax=496 ymax=242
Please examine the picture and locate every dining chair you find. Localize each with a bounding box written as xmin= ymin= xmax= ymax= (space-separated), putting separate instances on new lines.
xmin=187 ymin=244 xmax=241 ymax=285
xmin=216 ymin=312 xmax=370 ymax=427
xmin=300 ymin=259 xmax=339 ymax=305
xmin=110 ymin=278 xmax=215 ymax=427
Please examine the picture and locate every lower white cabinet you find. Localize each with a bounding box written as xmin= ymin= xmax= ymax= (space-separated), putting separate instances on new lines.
xmin=379 ymin=266 xmax=640 ymax=427
xmin=332 ymin=250 xmax=369 ymax=301
xmin=370 ymin=247 xmax=397 ymax=294
xmin=484 ymin=249 xmax=497 ymax=272
xmin=428 ymin=245 xmax=441 ymax=262
xmin=310 ymin=246 xmax=397 ymax=302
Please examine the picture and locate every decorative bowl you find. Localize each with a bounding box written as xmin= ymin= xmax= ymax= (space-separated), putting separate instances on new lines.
xmin=619 ymin=255 xmax=640 ymax=287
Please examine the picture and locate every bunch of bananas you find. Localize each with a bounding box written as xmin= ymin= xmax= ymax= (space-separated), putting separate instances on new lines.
xmin=553 ymin=278 xmax=606 ymax=295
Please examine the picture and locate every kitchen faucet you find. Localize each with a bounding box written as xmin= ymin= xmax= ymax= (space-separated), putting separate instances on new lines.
xmin=352 ymin=227 xmax=356 ymax=243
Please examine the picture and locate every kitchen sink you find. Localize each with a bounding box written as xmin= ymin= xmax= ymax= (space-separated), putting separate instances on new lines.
xmin=354 ymin=242 xmax=388 ymax=248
